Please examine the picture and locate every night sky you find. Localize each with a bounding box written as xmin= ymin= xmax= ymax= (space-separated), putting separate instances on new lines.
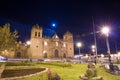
xmin=0 ymin=0 xmax=120 ymax=54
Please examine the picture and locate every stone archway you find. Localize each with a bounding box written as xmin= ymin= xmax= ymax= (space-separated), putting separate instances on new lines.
xmin=63 ymin=53 xmax=66 ymax=58
xmin=54 ymin=49 xmax=59 ymax=58
xmin=44 ymin=53 xmax=47 ymax=58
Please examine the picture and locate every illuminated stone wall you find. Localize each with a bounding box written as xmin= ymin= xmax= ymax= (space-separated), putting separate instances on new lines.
xmin=30 ymin=24 xmax=74 ymax=59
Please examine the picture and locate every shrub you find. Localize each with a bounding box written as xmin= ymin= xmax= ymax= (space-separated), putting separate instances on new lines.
xmin=6 ymin=62 xmax=34 ymax=66
xmin=116 ymin=60 xmax=120 ymax=64
xmin=38 ymin=62 xmax=72 ymax=67
xmin=0 ymin=62 xmax=5 ymax=66
xmin=46 ymin=69 xmax=61 ymax=80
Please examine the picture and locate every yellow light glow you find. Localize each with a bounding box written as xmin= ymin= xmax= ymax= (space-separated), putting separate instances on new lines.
xmin=101 ymin=27 xmax=110 ymax=35
xmin=92 ymin=45 xmax=95 ymax=49
xmin=101 ymin=54 xmax=104 ymax=58
xmin=26 ymin=41 xmax=31 ymax=45
xmin=77 ymin=42 xmax=82 ymax=47
xmin=44 ymin=41 xmax=47 ymax=46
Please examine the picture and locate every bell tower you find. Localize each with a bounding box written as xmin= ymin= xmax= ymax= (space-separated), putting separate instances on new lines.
xmin=63 ymin=31 xmax=74 ymax=58
xmin=31 ymin=24 xmax=42 ymax=38
xmin=30 ymin=24 xmax=43 ymax=58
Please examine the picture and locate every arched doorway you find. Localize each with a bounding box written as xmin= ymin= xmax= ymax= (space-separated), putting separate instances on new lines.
xmin=16 ymin=52 xmax=21 ymax=58
xmin=44 ymin=53 xmax=47 ymax=58
xmin=63 ymin=53 xmax=66 ymax=58
xmin=54 ymin=49 xmax=59 ymax=58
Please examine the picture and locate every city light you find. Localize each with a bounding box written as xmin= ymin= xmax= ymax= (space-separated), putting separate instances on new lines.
xmin=101 ymin=26 xmax=110 ymax=36
xmin=92 ymin=49 xmax=95 ymax=53
xmin=101 ymin=26 xmax=111 ymax=64
xmin=77 ymin=42 xmax=82 ymax=48
xmin=76 ymin=42 xmax=82 ymax=63
xmin=101 ymin=54 xmax=104 ymax=58
xmin=26 ymin=41 xmax=31 ymax=45
xmin=92 ymin=45 xmax=96 ymax=49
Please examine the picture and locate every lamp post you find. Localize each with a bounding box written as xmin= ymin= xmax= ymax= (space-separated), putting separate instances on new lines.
xmin=91 ymin=45 xmax=96 ymax=64
xmin=77 ymin=42 xmax=82 ymax=63
xmin=101 ymin=26 xmax=111 ymax=64
xmin=101 ymin=54 xmax=104 ymax=64
xmin=26 ymin=41 xmax=31 ymax=61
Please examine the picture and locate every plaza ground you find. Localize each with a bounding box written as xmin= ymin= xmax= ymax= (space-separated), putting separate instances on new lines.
xmin=1 ymin=62 xmax=120 ymax=80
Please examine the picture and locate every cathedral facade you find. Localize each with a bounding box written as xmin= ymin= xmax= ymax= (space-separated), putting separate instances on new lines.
xmin=29 ymin=24 xmax=74 ymax=59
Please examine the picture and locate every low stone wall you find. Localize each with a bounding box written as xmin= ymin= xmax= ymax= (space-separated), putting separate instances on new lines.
xmin=80 ymin=75 xmax=103 ymax=80
xmin=0 ymin=67 xmax=48 ymax=80
xmin=0 ymin=64 xmax=6 ymax=78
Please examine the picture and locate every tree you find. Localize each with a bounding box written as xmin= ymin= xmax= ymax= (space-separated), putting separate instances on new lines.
xmin=0 ymin=23 xmax=19 ymax=54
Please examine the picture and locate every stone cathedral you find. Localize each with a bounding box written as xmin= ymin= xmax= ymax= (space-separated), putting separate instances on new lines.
xmin=29 ymin=24 xmax=74 ymax=59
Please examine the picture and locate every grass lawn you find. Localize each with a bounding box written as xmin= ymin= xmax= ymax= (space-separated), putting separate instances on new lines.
xmin=97 ymin=66 xmax=120 ymax=80
xmin=2 ymin=62 xmax=120 ymax=80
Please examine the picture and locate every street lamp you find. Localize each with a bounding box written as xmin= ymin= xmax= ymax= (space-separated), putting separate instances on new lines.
xmin=26 ymin=41 xmax=31 ymax=61
xmin=91 ymin=45 xmax=96 ymax=64
xmin=92 ymin=45 xmax=96 ymax=54
xmin=101 ymin=26 xmax=111 ymax=64
xmin=77 ymin=42 xmax=82 ymax=55
xmin=77 ymin=42 xmax=82 ymax=63
xmin=101 ymin=54 xmax=104 ymax=64
xmin=92 ymin=45 xmax=96 ymax=49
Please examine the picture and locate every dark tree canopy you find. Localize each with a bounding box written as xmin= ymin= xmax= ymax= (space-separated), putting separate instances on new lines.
xmin=0 ymin=23 xmax=19 ymax=52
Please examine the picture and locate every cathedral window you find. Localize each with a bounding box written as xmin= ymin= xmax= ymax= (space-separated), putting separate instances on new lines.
xmin=44 ymin=41 xmax=47 ymax=46
xmin=35 ymin=32 xmax=37 ymax=37
xmin=56 ymin=42 xmax=58 ymax=46
xmin=38 ymin=32 xmax=40 ymax=37
xmin=63 ymin=43 xmax=66 ymax=47
xmin=36 ymin=45 xmax=38 ymax=48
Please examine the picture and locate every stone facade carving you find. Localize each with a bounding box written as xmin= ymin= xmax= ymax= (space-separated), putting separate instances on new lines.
xmin=29 ymin=24 xmax=74 ymax=59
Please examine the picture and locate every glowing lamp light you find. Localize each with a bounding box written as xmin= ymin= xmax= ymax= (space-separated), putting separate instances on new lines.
xmin=101 ymin=27 xmax=110 ymax=35
xmin=111 ymin=54 xmax=113 ymax=57
xmin=26 ymin=41 xmax=31 ymax=45
xmin=77 ymin=42 xmax=82 ymax=48
xmin=92 ymin=49 xmax=95 ymax=52
xmin=85 ymin=54 xmax=88 ymax=58
xmin=92 ymin=45 xmax=95 ymax=49
xmin=101 ymin=54 xmax=104 ymax=58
